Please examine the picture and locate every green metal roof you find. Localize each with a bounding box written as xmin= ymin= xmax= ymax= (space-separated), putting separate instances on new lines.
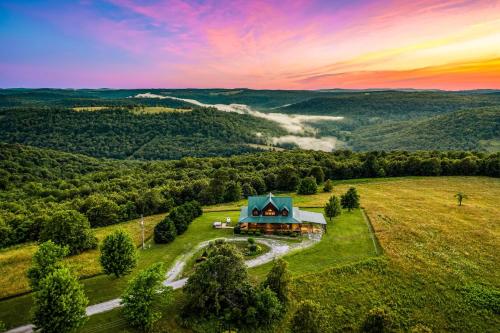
xmin=238 ymin=193 xmax=327 ymax=225
xmin=247 ymin=193 xmax=293 ymax=217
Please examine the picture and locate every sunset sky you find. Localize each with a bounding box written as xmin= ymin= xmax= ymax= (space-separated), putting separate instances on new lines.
xmin=1 ymin=0 xmax=499 ymax=89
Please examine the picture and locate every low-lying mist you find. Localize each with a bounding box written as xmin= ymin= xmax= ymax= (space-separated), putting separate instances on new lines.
xmin=133 ymin=93 xmax=345 ymax=151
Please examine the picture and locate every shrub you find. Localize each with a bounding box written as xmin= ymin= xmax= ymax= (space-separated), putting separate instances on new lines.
xmin=248 ymin=237 xmax=255 ymax=245
xmin=410 ymin=324 xmax=433 ymax=333
xmin=290 ymin=300 xmax=325 ymax=333
xmin=233 ymin=225 xmax=241 ymax=234
xmin=297 ymin=176 xmax=318 ymax=195
xmin=362 ymin=307 xmax=393 ymax=333
xmin=100 ymin=230 xmax=137 ymax=278
xmin=249 ymin=243 xmax=258 ymax=253
xmin=39 ymin=210 xmax=97 ymax=255
xmin=154 ymin=217 xmax=177 ymax=244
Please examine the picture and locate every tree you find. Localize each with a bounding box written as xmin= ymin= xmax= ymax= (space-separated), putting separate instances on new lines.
xmin=341 ymin=187 xmax=360 ymax=212
xmin=309 ymin=166 xmax=325 ymax=183
xmin=454 ymin=192 xmax=468 ymax=206
xmin=224 ymin=181 xmax=242 ymax=202
xmin=362 ymin=307 xmax=393 ymax=333
xmin=32 ymin=267 xmax=88 ymax=333
xmin=154 ymin=217 xmax=177 ymax=244
xmin=242 ymin=182 xmax=257 ymax=198
xmin=39 ymin=210 xmax=97 ymax=255
xmin=100 ymin=230 xmax=137 ymax=278
xmin=121 ymin=263 xmax=172 ymax=332
xmin=262 ymin=258 xmax=291 ymax=306
xmin=169 ymin=206 xmax=189 ymax=235
xmin=183 ymin=243 xmax=250 ymax=318
xmin=252 ymin=287 xmax=283 ymax=327
xmin=297 ymin=177 xmax=318 ymax=195
xmin=80 ymin=193 xmax=121 ymax=227
xmin=323 ymin=179 xmax=333 ymax=192
xmin=324 ymin=195 xmax=341 ymax=221
xmin=277 ymin=165 xmax=300 ymax=191
xmin=27 ymin=240 xmax=69 ymax=291
xmin=290 ymin=300 xmax=325 ymax=333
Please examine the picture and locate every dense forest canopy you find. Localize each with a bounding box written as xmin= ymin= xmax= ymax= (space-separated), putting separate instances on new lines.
xmin=0 ymin=107 xmax=285 ymax=159
xmin=0 ymin=143 xmax=498 ymax=249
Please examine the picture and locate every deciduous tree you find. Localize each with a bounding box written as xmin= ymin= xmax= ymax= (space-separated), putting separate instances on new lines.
xmin=27 ymin=240 xmax=69 ymax=291
xmin=121 ymin=263 xmax=172 ymax=332
xmin=32 ymin=267 xmax=88 ymax=333
xmin=39 ymin=210 xmax=97 ymax=255
xmin=262 ymin=258 xmax=291 ymax=306
xmin=100 ymin=230 xmax=137 ymax=278
xmin=297 ymin=176 xmax=318 ymax=195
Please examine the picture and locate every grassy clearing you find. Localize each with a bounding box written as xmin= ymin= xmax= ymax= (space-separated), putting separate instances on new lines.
xmin=130 ymin=106 xmax=191 ymax=114
xmin=72 ymin=107 xmax=110 ymax=112
xmin=0 ymin=214 xmax=163 ymax=299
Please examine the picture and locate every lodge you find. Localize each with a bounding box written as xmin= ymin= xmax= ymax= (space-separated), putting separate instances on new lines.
xmin=238 ymin=193 xmax=326 ymax=235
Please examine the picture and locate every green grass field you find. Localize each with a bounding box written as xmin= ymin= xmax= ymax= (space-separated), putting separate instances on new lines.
xmin=0 ymin=176 xmax=498 ymax=332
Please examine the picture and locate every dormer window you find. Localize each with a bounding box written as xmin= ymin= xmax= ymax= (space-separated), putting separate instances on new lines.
xmin=252 ymin=208 xmax=260 ymax=216
xmin=264 ymin=208 xmax=276 ymax=216
xmin=281 ymin=208 xmax=289 ymax=216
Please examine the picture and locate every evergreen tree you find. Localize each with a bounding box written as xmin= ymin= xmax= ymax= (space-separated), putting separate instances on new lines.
xmin=100 ymin=230 xmax=137 ymax=278
xmin=32 ymin=267 xmax=88 ymax=333
xmin=323 ymin=179 xmax=333 ymax=192
xmin=341 ymin=187 xmax=360 ymax=212
xmin=122 ymin=263 xmax=172 ymax=332
xmin=27 ymin=241 xmax=69 ymax=291
xmin=324 ymin=195 xmax=341 ymax=221
xmin=154 ymin=217 xmax=177 ymax=244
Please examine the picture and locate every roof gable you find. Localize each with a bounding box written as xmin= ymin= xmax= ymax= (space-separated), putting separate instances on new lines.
xmin=247 ymin=193 xmax=293 ymax=216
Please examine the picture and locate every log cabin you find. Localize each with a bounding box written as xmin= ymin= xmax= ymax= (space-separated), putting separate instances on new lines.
xmin=238 ymin=193 xmax=326 ymax=235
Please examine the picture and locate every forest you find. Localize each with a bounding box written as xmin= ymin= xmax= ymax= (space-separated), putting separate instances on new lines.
xmin=0 ymin=107 xmax=285 ymax=159
xmin=1 ymin=143 xmax=498 ymax=249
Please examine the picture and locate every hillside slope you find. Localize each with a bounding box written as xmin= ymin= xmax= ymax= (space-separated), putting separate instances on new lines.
xmin=0 ymin=107 xmax=285 ymax=159
xmin=351 ymin=107 xmax=500 ymax=151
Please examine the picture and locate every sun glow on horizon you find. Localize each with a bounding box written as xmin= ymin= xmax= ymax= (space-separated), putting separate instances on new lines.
xmin=0 ymin=0 xmax=499 ymax=89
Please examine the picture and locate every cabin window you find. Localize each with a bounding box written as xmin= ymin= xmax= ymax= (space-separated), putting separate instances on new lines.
xmin=281 ymin=209 xmax=288 ymax=216
xmin=252 ymin=208 xmax=260 ymax=216
xmin=264 ymin=208 xmax=276 ymax=216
